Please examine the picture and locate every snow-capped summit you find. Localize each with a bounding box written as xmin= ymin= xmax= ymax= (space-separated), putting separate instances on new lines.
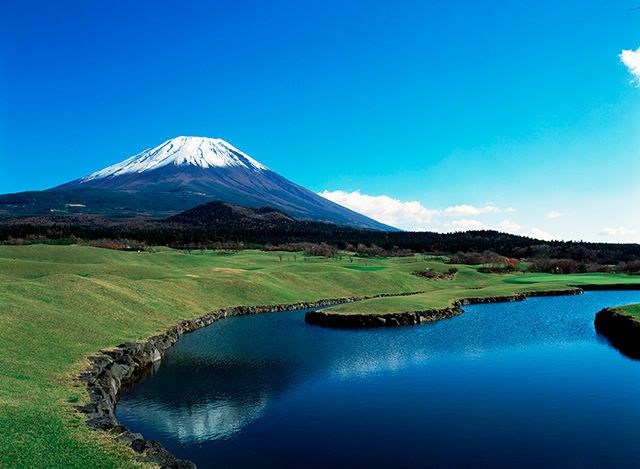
xmin=78 ymin=136 xmax=267 ymax=184
xmin=50 ymin=136 xmax=397 ymax=231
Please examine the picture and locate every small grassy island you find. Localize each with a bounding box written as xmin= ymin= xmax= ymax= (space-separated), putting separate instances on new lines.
xmin=307 ymin=270 xmax=640 ymax=327
xmin=1 ymin=244 xmax=640 ymax=468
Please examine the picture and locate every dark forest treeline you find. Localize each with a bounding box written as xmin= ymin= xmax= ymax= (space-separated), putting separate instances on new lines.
xmin=2 ymin=222 xmax=639 ymax=266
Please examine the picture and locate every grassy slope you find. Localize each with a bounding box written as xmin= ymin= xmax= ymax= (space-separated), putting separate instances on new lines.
xmin=1 ymin=245 xmax=639 ymax=468
xmin=0 ymin=246 xmax=432 ymax=468
xmin=610 ymin=303 xmax=640 ymax=322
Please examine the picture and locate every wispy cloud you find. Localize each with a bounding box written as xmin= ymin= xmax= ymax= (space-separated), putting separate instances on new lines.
xmin=523 ymin=228 xmax=555 ymax=241
xmin=621 ymin=47 xmax=640 ymax=82
xmin=449 ymin=219 xmax=490 ymax=230
xmin=495 ymin=218 xmax=555 ymax=241
xmin=599 ymin=226 xmax=638 ymax=236
xmin=546 ymin=211 xmax=564 ymax=219
xmin=498 ymin=218 xmax=522 ymax=232
xmin=442 ymin=204 xmax=500 ymax=216
xmin=505 ymin=207 xmax=516 ymax=213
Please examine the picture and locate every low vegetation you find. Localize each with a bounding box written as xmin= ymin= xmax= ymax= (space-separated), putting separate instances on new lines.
xmin=3 ymin=220 xmax=640 ymax=269
xmin=413 ymin=267 xmax=458 ymax=281
xmin=1 ymin=245 xmax=640 ymax=468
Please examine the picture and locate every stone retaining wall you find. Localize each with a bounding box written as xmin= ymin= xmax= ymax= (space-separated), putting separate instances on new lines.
xmin=75 ymin=290 xmax=427 ymax=468
xmin=75 ymin=285 xmax=605 ymax=466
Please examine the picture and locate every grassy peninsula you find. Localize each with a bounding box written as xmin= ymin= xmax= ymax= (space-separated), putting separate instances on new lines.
xmin=2 ymin=245 xmax=640 ymax=468
xmin=609 ymin=303 xmax=640 ymax=322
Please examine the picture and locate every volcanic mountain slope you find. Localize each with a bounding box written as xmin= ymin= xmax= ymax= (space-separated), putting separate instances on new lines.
xmin=34 ymin=136 xmax=394 ymax=230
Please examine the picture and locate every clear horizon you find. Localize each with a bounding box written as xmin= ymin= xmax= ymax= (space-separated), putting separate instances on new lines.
xmin=1 ymin=1 xmax=639 ymax=242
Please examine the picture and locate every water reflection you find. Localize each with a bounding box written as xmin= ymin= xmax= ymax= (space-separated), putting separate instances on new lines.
xmin=117 ymin=292 xmax=640 ymax=468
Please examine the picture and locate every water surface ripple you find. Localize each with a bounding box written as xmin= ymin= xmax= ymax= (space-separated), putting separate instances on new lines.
xmin=116 ymin=291 xmax=640 ymax=468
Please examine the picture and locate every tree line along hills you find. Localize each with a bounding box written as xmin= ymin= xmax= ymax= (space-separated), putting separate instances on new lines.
xmin=1 ymin=201 xmax=639 ymax=275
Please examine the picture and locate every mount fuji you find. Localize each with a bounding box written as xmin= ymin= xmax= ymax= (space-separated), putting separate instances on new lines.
xmin=4 ymin=136 xmax=395 ymax=230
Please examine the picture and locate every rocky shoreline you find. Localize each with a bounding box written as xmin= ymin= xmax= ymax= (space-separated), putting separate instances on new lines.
xmin=75 ymin=290 xmax=427 ymax=468
xmin=304 ymin=288 xmax=584 ymax=328
xmin=594 ymin=307 xmax=640 ymax=359
xmin=76 ymin=283 xmax=635 ymax=467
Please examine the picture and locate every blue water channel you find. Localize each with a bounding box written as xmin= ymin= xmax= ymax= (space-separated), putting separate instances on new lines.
xmin=116 ymin=291 xmax=640 ymax=468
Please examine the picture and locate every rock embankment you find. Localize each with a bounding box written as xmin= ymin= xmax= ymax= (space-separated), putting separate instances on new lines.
xmin=594 ymin=307 xmax=640 ymax=359
xmin=76 ymin=290 xmax=428 ymax=468
xmin=304 ymin=288 xmax=583 ymax=328
xmin=305 ymin=305 xmax=463 ymax=328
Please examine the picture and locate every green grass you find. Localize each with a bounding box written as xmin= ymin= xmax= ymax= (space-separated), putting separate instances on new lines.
xmin=342 ymin=265 xmax=387 ymax=271
xmin=0 ymin=245 xmax=437 ymax=468
xmin=1 ymin=245 xmax=639 ymax=468
xmin=610 ymin=303 xmax=640 ymax=322
xmin=327 ymin=269 xmax=640 ymax=315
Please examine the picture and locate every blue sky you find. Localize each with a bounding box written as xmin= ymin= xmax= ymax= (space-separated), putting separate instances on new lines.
xmin=1 ymin=1 xmax=639 ymax=242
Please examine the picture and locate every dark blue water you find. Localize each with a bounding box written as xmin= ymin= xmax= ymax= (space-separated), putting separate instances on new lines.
xmin=116 ymin=291 xmax=640 ymax=468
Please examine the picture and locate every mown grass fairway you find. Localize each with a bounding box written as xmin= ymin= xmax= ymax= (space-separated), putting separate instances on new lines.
xmin=329 ymin=270 xmax=640 ymax=315
xmin=1 ymin=245 xmax=639 ymax=468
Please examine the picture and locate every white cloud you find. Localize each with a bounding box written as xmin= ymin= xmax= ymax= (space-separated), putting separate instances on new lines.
xmin=319 ymin=190 xmax=533 ymax=235
xmin=523 ymin=228 xmax=554 ymax=241
xmin=449 ymin=219 xmax=490 ymax=230
xmin=442 ymin=204 xmax=500 ymax=216
xmin=505 ymin=207 xmax=516 ymax=212
xmin=318 ymin=190 xmax=438 ymax=227
xmin=546 ymin=211 xmax=564 ymax=219
xmin=621 ymin=47 xmax=640 ymax=82
xmin=319 ymin=190 xmax=506 ymax=230
xmin=498 ymin=218 xmax=522 ymax=232
xmin=599 ymin=226 xmax=638 ymax=237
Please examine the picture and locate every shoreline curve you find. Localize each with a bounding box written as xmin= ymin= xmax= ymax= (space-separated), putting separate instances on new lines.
xmin=75 ymin=290 xmax=427 ymax=468
xmin=77 ymin=283 xmax=640 ymax=467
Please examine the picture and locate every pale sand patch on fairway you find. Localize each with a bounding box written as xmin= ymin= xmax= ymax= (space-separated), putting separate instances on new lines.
xmin=211 ymin=268 xmax=246 ymax=273
xmin=0 ymin=397 xmax=18 ymax=407
xmin=186 ymin=274 xmax=200 ymax=278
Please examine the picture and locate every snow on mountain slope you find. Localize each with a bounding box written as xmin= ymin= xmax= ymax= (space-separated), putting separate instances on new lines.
xmin=78 ymin=136 xmax=267 ymax=183
xmin=48 ymin=136 xmax=398 ymax=231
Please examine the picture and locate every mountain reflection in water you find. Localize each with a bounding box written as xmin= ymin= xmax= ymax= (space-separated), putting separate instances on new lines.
xmin=117 ymin=293 xmax=640 ymax=468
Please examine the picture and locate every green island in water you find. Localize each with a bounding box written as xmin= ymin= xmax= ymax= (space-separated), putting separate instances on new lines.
xmin=1 ymin=244 xmax=640 ymax=468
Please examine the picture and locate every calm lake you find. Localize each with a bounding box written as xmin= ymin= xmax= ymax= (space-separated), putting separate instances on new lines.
xmin=116 ymin=291 xmax=640 ymax=468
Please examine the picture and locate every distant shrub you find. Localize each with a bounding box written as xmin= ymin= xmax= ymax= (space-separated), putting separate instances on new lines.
xmin=618 ymin=260 xmax=640 ymax=274
xmin=478 ymin=266 xmax=511 ymax=274
xmin=527 ymin=258 xmax=586 ymax=274
xmin=586 ymin=263 xmax=611 ymax=273
xmin=391 ymin=246 xmax=415 ymax=257
xmin=413 ymin=268 xmax=456 ymax=281
xmin=83 ymin=238 xmax=149 ymax=252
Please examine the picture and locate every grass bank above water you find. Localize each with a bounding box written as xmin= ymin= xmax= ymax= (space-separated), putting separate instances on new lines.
xmin=1 ymin=245 xmax=640 ymax=468
xmin=609 ymin=303 xmax=640 ymax=322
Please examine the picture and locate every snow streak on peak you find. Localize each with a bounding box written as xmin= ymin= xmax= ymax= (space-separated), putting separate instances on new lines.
xmin=80 ymin=136 xmax=268 ymax=182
